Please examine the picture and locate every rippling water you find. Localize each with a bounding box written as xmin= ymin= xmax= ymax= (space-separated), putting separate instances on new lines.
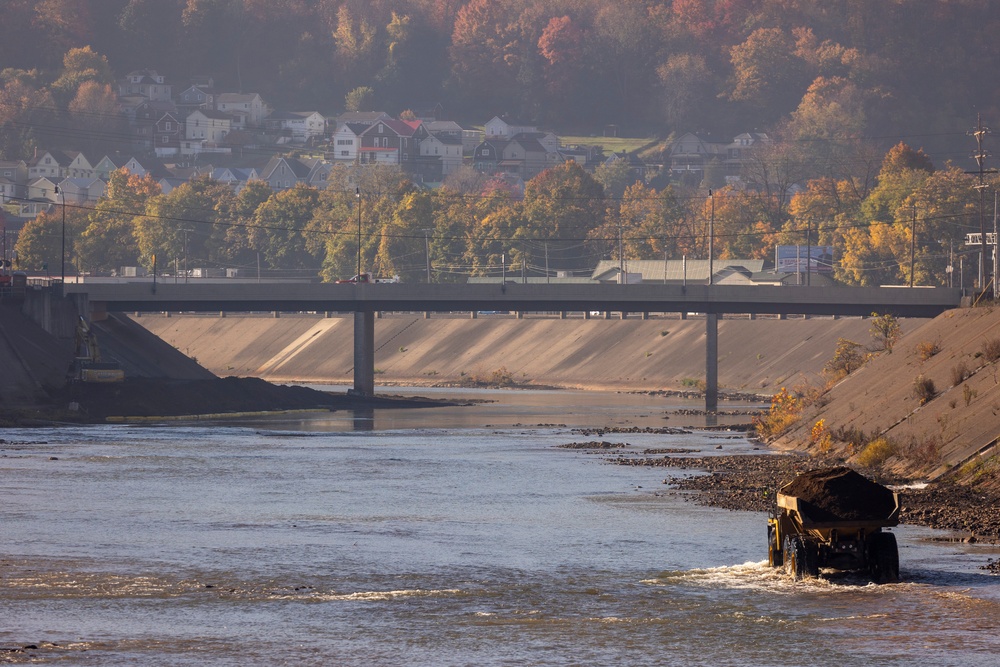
xmin=2 ymin=390 xmax=999 ymax=666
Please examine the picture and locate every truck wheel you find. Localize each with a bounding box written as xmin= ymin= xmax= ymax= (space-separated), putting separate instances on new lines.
xmin=867 ymin=532 xmax=900 ymax=584
xmin=783 ymin=535 xmax=813 ymax=580
xmin=768 ymin=525 xmax=783 ymax=567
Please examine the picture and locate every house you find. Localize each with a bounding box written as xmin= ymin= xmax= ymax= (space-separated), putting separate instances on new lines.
xmin=414 ymin=129 xmax=464 ymax=181
xmin=131 ymin=100 xmax=178 ymax=151
xmin=27 ymin=150 xmax=66 ymax=180
xmin=153 ymin=112 xmax=183 ymax=157
xmin=484 ymin=115 xmax=537 ymax=139
xmin=62 ymin=152 xmax=96 ymax=179
xmin=215 ymin=93 xmax=268 ymax=128
xmin=0 ymin=160 xmax=29 ymax=198
xmin=358 ymin=119 xmax=420 ymax=167
xmin=27 ymin=177 xmax=60 ymax=202
xmin=118 ymin=69 xmax=172 ymax=102
xmin=260 ymin=156 xmax=321 ymax=191
xmin=668 ymin=131 xmax=770 ymax=184
xmin=0 ymin=177 xmax=18 ymax=202
xmin=185 ymin=110 xmax=233 ymax=154
xmin=333 ymin=111 xmax=392 ymax=127
xmin=176 ymin=84 xmax=216 ymax=115
xmin=93 ymin=155 xmax=155 ymax=178
xmin=472 ymin=133 xmax=557 ymax=180
xmin=422 ymin=120 xmax=480 ymax=156
xmin=265 ymin=111 xmax=326 ymax=143
xmin=54 ymin=178 xmax=106 ymax=205
xmin=329 ymin=122 xmax=367 ymax=163
xmin=723 ymin=132 xmax=769 ymax=178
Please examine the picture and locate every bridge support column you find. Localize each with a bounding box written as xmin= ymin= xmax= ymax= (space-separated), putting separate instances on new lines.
xmin=470 ymin=311 xmax=477 ymax=319
xmin=705 ymin=313 xmax=718 ymax=413
xmin=353 ymin=309 xmax=375 ymax=396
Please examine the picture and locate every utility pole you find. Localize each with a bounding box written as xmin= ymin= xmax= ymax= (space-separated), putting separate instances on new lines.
xmin=423 ymin=229 xmax=432 ymax=283
xmin=355 ymin=187 xmax=362 ymax=279
xmin=909 ymin=205 xmax=917 ymax=288
xmin=969 ymin=114 xmax=992 ymax=294
xmin=806 ymin=217 xmax=812 ymax=287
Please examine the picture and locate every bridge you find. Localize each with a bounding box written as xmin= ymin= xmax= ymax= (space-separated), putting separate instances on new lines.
xmin=60 ymin=281 xmax=963 ymax=410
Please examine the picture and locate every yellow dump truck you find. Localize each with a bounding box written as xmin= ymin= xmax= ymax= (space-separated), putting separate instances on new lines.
xmin=767 ymin=467 xmax=900 ymax=583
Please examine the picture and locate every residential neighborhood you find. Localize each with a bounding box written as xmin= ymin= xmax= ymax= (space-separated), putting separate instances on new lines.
xmin=1 ymin=68 xmax=758 ymax=239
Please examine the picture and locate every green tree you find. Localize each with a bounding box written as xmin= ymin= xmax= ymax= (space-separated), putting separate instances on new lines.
xmin=376 ymin=191 xmax=434 ymax=281
xmin=134 ymin=177 xmax=235 ymax=272
xmin=253 ymin=184 xmax=322 ymax=272
xmin=77 ymin=169 xmax=160 ymax=274
xmin=13 ymin=205 xmax=88 ymax=274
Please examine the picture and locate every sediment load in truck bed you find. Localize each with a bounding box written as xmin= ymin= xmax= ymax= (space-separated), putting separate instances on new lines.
xmin=780 ymin=467 xmax=896 ymax=522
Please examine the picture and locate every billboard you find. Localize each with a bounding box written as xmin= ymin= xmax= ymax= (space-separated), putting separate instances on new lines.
xmin=775 ymin=245 xmax=834 ymax=273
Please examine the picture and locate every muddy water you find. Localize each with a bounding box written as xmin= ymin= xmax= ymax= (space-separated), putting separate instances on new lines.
xmin=1 ymin=390 xmax=998 ymax=666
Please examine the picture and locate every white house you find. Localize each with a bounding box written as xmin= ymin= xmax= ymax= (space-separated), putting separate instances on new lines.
xmin=185 ymin=110 xmax=232 ymax=154
xmin=216 ymin=93 xmax=268 ymax=128
xmin=484 ymin=115 xmax=537 ymax=139
xmin=266 ymin=111 xmax=326 ymax=143
xmin=330 ymin=122 xmax=367 ymax=163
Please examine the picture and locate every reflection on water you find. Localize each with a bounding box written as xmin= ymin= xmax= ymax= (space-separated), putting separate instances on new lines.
xmin=294 ymin=385 xmax=763 ymax=432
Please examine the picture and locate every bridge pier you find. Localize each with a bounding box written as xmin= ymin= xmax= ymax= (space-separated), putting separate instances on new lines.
xmin=353 ymin=309 xmax=375 ymax=396
xmin=705 ymin=313 xmax=718 ymax=413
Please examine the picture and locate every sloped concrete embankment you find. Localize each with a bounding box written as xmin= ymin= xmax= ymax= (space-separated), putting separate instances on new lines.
xmin=772 ymin=307 xmax=1000 ymax=482
xmin=132 ymin=313 xmax=926 ymax=393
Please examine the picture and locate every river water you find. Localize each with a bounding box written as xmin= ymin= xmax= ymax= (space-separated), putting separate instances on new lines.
xmin=2 ymin=390 xmax=999 ymax=666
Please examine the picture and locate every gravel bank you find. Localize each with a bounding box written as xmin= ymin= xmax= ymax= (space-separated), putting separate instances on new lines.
xmin=602 ymin=450 xmax=1000 ymax=543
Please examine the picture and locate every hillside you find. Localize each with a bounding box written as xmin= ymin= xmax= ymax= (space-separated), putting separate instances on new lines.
xmin=772 ymin=307 xmax=1000 ymax=486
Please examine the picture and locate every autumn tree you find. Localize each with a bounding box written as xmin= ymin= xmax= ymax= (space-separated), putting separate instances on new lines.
xmin=522 ymin=161 xmax=605 ymax=273
xmin=728 ymin=27 xmax=807 ymax=123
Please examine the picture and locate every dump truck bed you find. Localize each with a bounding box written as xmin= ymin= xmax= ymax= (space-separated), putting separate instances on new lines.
xmin=776 ymin=492 xmax=900 ymax=530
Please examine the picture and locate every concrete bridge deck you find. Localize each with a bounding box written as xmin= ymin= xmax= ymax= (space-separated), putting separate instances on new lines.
xmin=57 ymin=282 xmax=963 ymax=409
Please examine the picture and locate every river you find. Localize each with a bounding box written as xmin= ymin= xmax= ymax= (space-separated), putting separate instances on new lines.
xmin=1 ymin=389 xmax=999 ymax=666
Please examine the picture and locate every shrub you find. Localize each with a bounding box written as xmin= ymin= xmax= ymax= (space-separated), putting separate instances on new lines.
xmin=810 ymin=419 xmax=833 ymax=453
xmin=950 ymin=362 xmax=970 ymax=387
xmin=824 ymin=338 xmax=866 ymax=381
xmin=855 ymin=436 xmax=898 ymax=468
xmin=983 ymin=338 xmax=1000 ymax=362
xmin=753 ymin=387 xmax=803 ymax=440
xmin=905 ymin=436 xmax=942 ymax=469
xmin=913 ymin=375 xmax=936 ymax=405
xmin=869 ymin=313 xmax=901 ymax=353
xmin=964 ymin=384 xmax=977 ymax=406
xmin=915 ymin=340 xmax=941 ymax=361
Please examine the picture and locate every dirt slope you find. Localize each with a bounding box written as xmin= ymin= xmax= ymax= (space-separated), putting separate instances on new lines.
xmin=133 ymin=313 xmax=926 ymax=393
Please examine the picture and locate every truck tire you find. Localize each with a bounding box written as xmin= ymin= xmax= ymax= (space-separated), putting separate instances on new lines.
xmin=867 ymin=532 xmax=900 ymax=584
xmin=768 ymin=525 xmax=783 ymax=567
xmin=783 ymin=535 xmax=817 ymax=580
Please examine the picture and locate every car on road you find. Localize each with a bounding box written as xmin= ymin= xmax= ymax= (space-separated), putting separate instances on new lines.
xmin=336 ymin=273 xmax=370 ymax=284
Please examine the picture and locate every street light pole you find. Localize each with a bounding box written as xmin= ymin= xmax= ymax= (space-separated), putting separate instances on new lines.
xmin=708 ymin=189 xmax=714 ymax=286
xmin=55 ymin=185 xmax=65 ymax=287
xmin=356 ymin=187 xmax=362 ymax=279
